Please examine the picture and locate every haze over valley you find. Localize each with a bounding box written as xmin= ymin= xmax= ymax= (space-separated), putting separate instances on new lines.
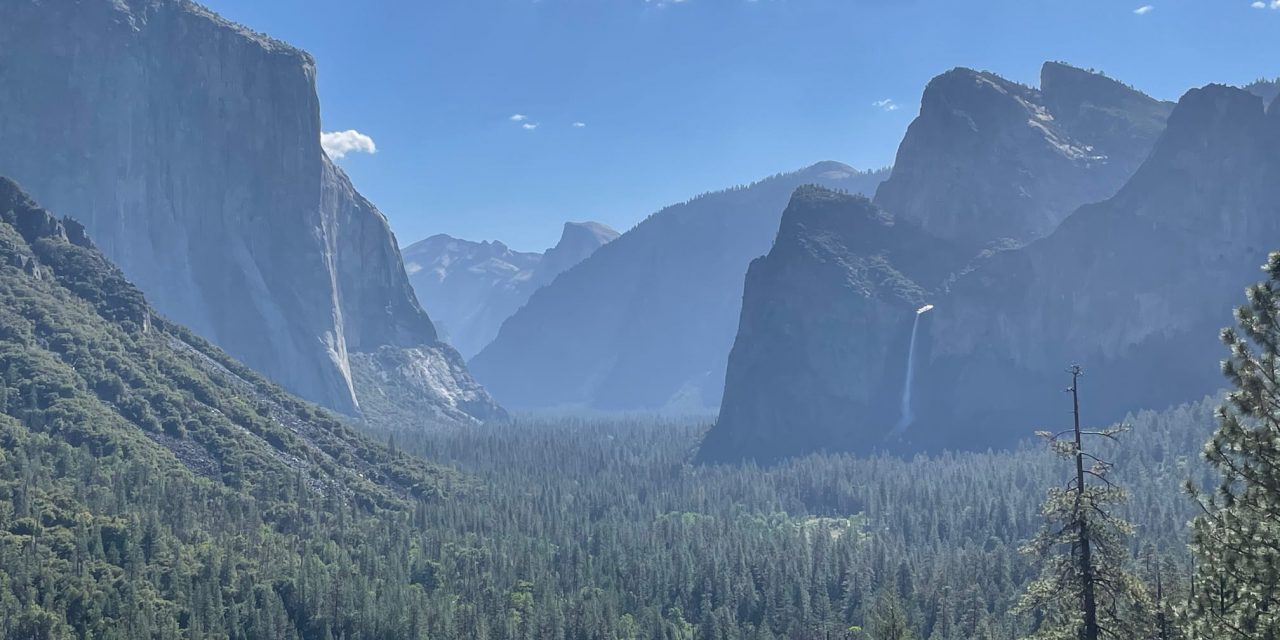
xmin=1 ymin=1 xmax=1279 ymax=638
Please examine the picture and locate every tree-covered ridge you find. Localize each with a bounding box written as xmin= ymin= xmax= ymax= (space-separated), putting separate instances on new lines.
xmin=0 ymin=177 xmax=471 ymax=637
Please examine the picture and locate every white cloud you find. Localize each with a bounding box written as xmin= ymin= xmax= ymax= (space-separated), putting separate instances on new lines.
xmin=572 ymin=122 xmax=587 ymax=128
xmin=522 ymin=123 xmax=539 ymax=130
xmin=1133 ymin=4 xmax=1154 ymax=14
xmin=510 ymin=114 xmax=529 ymax=122
xmin=872 ymin=98 xmax=899 ymax=112
xmin=321 ymin=130 xmax=377 ymax=159
xmin=1253 ymin=1 xmax=1280 ymax=9
xmin=1252 ymin=1 xmax=1266 ymax=6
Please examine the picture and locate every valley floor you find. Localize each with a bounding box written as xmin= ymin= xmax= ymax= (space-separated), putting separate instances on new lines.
xmin=359 ymin=402 xmax=1212 ymax=640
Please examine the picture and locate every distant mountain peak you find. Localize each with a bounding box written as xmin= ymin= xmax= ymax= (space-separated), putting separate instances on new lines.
xmin=875 ymin=61 xmax=1172 ymax=246
xmin=1040 ymin=61 xmax=1141 ymax=95
xmin=403 ymin=220 xmax=617 ymax=360
xmin=469 ymin=164 xmax=891 ymax=413
xmin=557 ymin=220 xmax=620 ymax=249
xmin=802 ymin=160 xmax=863 ymax=179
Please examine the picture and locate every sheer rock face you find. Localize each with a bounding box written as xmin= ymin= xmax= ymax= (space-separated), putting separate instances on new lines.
xmin=404 ymin=221 xmax=618 ymax=359
xmin=704 ymin=84 xmax=1280 ymax=463
xmin=699 ymin=188 xmax=966 ymax=463
xmin=0 ymin=0 xmax=501 ymax=421
xmin=469 ymin=162 xmax=890 ymax=413
xmin=874 ymin=62 xmax=1172 ymax=247
xmin=921 ymin=84 xmax=1280 ymax=448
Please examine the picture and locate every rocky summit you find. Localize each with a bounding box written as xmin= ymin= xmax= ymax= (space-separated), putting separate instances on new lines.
xmin=702 ymin=83 xmax=1280 ymax=463
xmin=875 ymin=62 xmax=1172 ymax=248
xmin=403 ymin=221 xmax=618 ymax=359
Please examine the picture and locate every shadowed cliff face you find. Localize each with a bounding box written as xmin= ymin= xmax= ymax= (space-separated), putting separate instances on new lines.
xmin=404 ymin=221 xmax=618 ymax=360
xmin=698 ymin=188 xmax=967 ymax=463
xmin=0 ymin=0 xmax=502 ymax=422
xmin=704 ymin=84 xmax=1280 ymax=463
xmin=469 ymin=162 xmax=890 ymax=413
xmin=875 ymin=62 xmax=1172 ymax=247
xmin=918 ymin=84 xmax=1280 ymax=449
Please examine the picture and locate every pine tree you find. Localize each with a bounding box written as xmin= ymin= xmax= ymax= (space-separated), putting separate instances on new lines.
xmin=869 ymin=589 xmax=916 ymax=640
xmin=1185 ymin=252 xmax=1280 ymax=639
xmin=1017 ymin=365 xmax=1150 ymax=640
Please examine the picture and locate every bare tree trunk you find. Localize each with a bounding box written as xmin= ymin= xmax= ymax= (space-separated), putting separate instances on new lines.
xmin=1070 ymin=365 xmax=1100 ymax=640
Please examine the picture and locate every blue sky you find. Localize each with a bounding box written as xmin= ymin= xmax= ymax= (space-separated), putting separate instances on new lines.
xmin=202 ymin=0 xmax=1279 ymax=251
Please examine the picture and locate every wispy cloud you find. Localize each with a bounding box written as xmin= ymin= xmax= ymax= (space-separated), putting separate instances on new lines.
xmin=522 ymin=123 xmax=539 ymax=130
xmin=321 ymin=130 xmax=377 ymax=159
xmin=572 ymin=122 xmax=587 ymax=128
xmin=510 ymin=114 xmax=529 ymax=122
xmin=1133 ymin=4 xmax=1154 ymax=14
xmin=872 ymin=99 xmax=899 ymax=112
xmin=1252 ymin=1 xmax=1280 ymax=9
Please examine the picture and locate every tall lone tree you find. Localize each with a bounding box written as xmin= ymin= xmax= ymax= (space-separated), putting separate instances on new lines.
xmin=1186 ymin=252 xmax=1280 ymax=639
xmin=1018 ymin=365 xmax=1151 ymax=640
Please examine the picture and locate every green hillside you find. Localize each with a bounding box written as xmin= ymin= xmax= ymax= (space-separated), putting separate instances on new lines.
xmin=0 ymin=177 xmax=468 ymax=638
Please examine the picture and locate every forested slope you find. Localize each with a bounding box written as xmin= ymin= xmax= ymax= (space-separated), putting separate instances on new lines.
xmin=0 ymin=177 xmax=468 ymax=637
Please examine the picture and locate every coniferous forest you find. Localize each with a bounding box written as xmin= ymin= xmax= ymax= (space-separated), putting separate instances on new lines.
xmin=0 ymin=172 xmax=1259 ymax=636
xmin=4 ymin=1 xmax=1280 ymax=639
xmin=3 ymin=127 xmax=1280 ymax=640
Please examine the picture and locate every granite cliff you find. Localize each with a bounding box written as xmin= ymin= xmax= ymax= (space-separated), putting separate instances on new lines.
xmin=875 ymin=62 xmax=1172 ymax=246
xmin=702 ymin=84 xmax=1279 ymax=463
xmin=0 ymin=0 xmax=502 ymax=423
xmin=701 ymin=187 xmax=967 ymax=462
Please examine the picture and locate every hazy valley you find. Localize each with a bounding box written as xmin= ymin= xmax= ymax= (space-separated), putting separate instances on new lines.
xmin=0 ymin=0 xmax=1278 ymax=639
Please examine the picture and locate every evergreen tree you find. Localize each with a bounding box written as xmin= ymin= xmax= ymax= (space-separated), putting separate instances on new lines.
xmin=1185 ymin=252 xmax=1280 ymax=639
xmin=869 ymin=590 xmax=916 ymax=640
xmin=1018 ymin=366 xmax=1150 ymax=640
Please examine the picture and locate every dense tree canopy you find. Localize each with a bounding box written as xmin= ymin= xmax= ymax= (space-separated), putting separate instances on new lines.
xmin=0 ymin=177 xmax=1268 ymax=639
xmin=1186 ymin=252 xmax=1280 ymax=640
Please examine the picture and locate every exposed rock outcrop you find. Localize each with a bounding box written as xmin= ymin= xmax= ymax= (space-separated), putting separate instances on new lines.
xmin=470 ymin=162 xmax=890 ymax=412
xmin=700 ymin=187 xmax=966 ymax=462
xmin=403 ymin=221 xmax=618 ymax=359
xmin=0 ymin=0 xmax=501 ymax=422
xmin=350 ymin=345 xmax=510 ymax=428
xmin=704 ymin=84 xmax=1280 ymax=463
xmin=874 ymin=62 xmax=1172 ymax=247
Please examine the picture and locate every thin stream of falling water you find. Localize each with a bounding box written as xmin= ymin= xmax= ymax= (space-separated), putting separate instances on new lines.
xmin=890 ymin=304 xmax=933 ymax=438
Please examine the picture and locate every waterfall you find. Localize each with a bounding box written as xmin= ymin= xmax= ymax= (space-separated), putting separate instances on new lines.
xmin=890 ymin=304 xmax=933 ymax=438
